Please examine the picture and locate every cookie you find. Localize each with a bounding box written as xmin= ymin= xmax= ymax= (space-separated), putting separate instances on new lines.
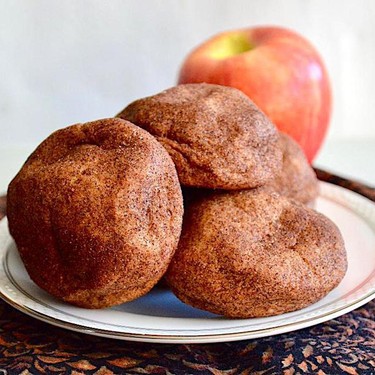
xmin=264 ymin=132 xmax=319 ymax=204
xmin=117 ymin=83 xmax=282 ymax=189
xmin=7 ymin=118 xmax=183 ymax=308
xmin=165 ymin=189 xmax=347 ymax=318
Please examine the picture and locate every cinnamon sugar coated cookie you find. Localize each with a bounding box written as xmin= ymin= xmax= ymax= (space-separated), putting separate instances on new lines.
xmin=182 ymin=132 xmax=319 ymax=207
xmin=165 ymin=189 xmax=347 ymax=318
xmin=117 ymin=83 xmax=282 ymax=189
xmin=264 ymin=132 xmax=319 ymax=204
xmin=7 ymin=118 xmax=183 ymax=308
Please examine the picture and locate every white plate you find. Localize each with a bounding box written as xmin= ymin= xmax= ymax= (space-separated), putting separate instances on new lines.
xmin=0 ymin=181 xmax=375 ymax=344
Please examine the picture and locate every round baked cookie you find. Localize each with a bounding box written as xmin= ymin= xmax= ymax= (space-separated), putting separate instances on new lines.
xmin=165 ymin=189 xmax=347 ymax=318
xmin=182 ymin=133 xmax=318 ymax=207
xmin=117 ymin=83 xmax=282 ymax=190
xmin=264 ymin=132 xmax=319 ymax=204
xmin=7 ymin=118 xmax=183 ymax=309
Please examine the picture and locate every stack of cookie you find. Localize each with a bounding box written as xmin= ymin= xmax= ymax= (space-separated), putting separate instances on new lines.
xmin=7 ymin=83 xmax=347 ymax=317
xmin=117 ymin=83 xmax=346 ymax=318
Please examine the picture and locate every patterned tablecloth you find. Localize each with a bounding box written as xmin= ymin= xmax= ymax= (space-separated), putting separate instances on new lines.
xmin=0 ymin=170 xmax=374 ymax=375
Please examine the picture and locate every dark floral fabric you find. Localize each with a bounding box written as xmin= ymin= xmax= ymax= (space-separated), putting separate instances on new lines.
xmin=0 ymin=172 xmax=374 ymax=375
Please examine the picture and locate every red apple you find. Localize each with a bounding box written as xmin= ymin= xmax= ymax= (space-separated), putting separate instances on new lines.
xmin=178 ymin=26 xmax=331 ymax=163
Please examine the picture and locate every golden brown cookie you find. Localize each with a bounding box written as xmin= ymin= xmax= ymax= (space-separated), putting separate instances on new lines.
xmin=7 ymin=118 xmax=183 ymax=309
xmin=165 ymin=189 xmax=347 ymax=318
xmin=264 ymin=132 xmax=319 ymax=204
xmin=117 ymin=83 xmax=282 ymax=190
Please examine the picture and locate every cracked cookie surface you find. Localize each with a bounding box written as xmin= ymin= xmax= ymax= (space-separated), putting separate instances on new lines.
xmin=165 ymin=189 xmax=347 ymax=318
xmin=117 ymin=83 xmax=282 ymax=189
xmin=7 ymin=118 xmax=183 ymax=308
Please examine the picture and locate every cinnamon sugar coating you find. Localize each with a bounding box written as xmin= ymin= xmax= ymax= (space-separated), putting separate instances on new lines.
xmin=165 ymin=189 xmax=347 ymax=318
xmin=7 ymin=118 xmax=183 ymax=308
xmin=264 ymin=132 xmax=319 ymax=204
xmin=182 ymin=132 xmax=319 ymax=207
xmin=117 ymin=83 xmax=282 ymax=189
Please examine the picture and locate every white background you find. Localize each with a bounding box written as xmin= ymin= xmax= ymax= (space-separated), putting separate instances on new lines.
xmin=1 ymin=0 xmax=375 ymax=192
